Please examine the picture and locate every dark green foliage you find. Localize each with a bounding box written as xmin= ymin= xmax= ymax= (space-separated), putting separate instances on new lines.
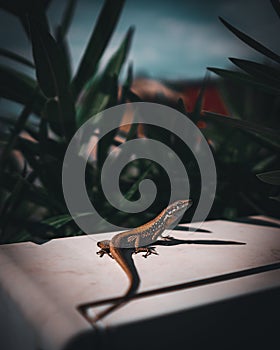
xmin=205 ymin=0 xmax=280 ymax=219
xmin=0 ymin=0 xmax=144 ymax=243
xmin=218 ymin=16 xmax=280 ymax=64
xmin=72 ymin=0 xmax=125 ymax=98
xmin=257 ymin=171 xmax=280 ymax=186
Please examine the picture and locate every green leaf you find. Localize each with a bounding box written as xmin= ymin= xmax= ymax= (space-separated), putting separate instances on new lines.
xmin=229 ymin=58 xmax=280 ymax=88
xmin=245 ymin=132 xmax=280 ymax=154
xmin=16 ymin=137 xmax=64 ymax=203
xmin=257 ymin=170 xmax=280 ymax=185
xmin=0 ymin=172 xmax=26 ymax=218
xmin=0 ymin=172 xmax=65 ymax=213
xmin=43 ymin=98 xmax=78 ymax=140
xmin=177 ymin=98 xmax=187 ymax=115
xmin=59 ymin=0 xmax=77 ymax=39
xmin=0 ymin=0 xmax=50 ymax=38
xmin=72 ymin=0 xmax=125 ymax=98
xmin=106 ymin=27 xmax=134 ymax=76
xmin=0 ymin=96 xmax=37 ymax=172
xmin=0 ymin=173 xmax=27 ymax=242
xmin=76 ymin=75 xmax=117 ymax=127
xmin=219 ymin=17 xmax=280 ymax=64
xmin=202 ymin=111 xmax=280 ymax=139
xmin=16 ymin=137 xmax=40 ymax=157
xmin=79 ymin=27 xmax=134 ymax=168
xmin=54 ymin=0 xmax=77 ymax=83
xmin=271 ymin=0 xmax=280 ymax=19
xmin=127 ymin=89 xmax=143 ymax=102
xmin=43 ymin=99 xmax=63 ymax=136
xmin=29 ymin=18 xmax=76 ymax=140
xmin=34 ymin=156 xmax=64 ymax=203
xmin=0 ymin=114 xmax=39 ymax=140
xmin=29 ymin=18 xmax=68 ymax=97
xmin=43 ymin=214 xmax=73 ymax=228
xmin=252 ymin=155 xmax=278 ymax=174
xmin=39 ymin=112 xmax=48 ymax=157
xmin=208 ymin=67 xmax=280 ymax=94
xmin=15 ymin=221 xmax=60 ymax=244
xmin=16 ymin=136 xmax=65 ymax=160
xmin=96 ymin=76 xmax=119 ymax=169
xmin=76 ymin=27 xmax=134 ymax=126
xmin=0 ymin=64 xmax=45 ymax=114
xmin=0 ymin=48 xmax=34 ymax=68
xmin=55 ymin=27 xmax=72 ymax=86
xmin=270 ymin=193 xmax=280 ymax=202
xmin=191 ymin=72 xmax=209 ymax=123
xmin=124 ymin=63 xmax=133 ymax=87
xmin=121 ymin=62 xmax=133 ymax=103
xmin=43 ymin=212 xmax=93 ymax=228
xmin=125 ymin=121 xmax=138 ymax=142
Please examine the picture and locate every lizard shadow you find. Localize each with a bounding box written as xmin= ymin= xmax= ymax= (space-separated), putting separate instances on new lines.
xmin=153 ymin=237 xmax=246 ymax=247
xmin=173 ymin=226 xmax=212 ymax=233
xmin=78 ymin=237 xmax=246 ymax=321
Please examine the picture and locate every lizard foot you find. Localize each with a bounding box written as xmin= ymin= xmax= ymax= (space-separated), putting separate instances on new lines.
xmin=162 ymin=235 xmax=175 ymax=241
xmin=96 ymin=249 xmax=113 ymax=259
xmin=134 ymin=247 xmax=158 ymax=258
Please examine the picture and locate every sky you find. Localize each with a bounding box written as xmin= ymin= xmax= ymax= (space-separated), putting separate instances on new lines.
xmin=0 ymin=0 xmax=279 ymax=81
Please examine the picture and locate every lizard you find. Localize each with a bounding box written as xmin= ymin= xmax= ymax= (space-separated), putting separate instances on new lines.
xmin=95 ymin=199 xmax=193 ymax=321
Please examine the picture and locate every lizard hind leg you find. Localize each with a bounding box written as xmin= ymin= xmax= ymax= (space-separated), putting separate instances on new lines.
xmin=134 ymin=246 xmax=158 ymax=258
xmin=133 ymin=236 xmax=158 ymax=258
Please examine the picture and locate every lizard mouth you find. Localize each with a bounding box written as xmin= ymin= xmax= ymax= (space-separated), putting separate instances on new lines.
xmin=181 ymin=199 xmax=193 ymax=209
xmin=176 ymin=199 xmax=193 ymax=215
xmin=169 ymin=199 xmax=193 ymax=217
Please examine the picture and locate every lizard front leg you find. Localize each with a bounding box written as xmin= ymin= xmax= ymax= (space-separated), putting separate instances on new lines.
xmin=97 ymin=240 xmax=113 ymax=258
xmin=161 ymin=235 xmax=175 ymax=241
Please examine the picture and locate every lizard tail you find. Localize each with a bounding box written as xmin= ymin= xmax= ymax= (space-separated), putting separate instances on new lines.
xmin=93 ymin=249 xmax=140 ymax=322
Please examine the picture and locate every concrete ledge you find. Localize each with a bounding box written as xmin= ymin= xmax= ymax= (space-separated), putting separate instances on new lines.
xmin=0 ymin=217 xmax=279 ymax=350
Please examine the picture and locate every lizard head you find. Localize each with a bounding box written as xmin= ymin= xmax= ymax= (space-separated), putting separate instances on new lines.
xmin=164 ymin=199 xmax=192 ymax=228
xmin=97 ymin=240 xmax=110 ymax=249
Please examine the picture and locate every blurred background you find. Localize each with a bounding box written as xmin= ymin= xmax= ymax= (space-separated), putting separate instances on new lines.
xmin=1 ymin=0 xmax=279 ymax=79
xmin=0 ymin=0 xmax=279 ymax=244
